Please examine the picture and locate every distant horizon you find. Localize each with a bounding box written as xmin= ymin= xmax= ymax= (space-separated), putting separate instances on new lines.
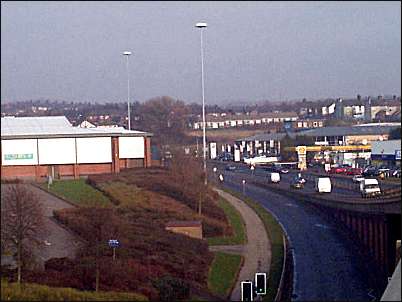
xmin=1 ymin=92 xmax=400 ymax=107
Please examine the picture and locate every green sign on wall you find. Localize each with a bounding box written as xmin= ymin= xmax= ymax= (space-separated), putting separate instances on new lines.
xmin=4 ymin=153 xmax=34 ymax=160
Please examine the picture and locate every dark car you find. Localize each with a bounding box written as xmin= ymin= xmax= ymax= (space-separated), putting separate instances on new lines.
xmin=225 ymin=164 xmax=236 ymax=171
xmin=290 ymin=176 xmax=305 ymax=189
xmin=291 ymin=180 xmax=304 ymax=189
xmin=362 ymin=166 xmax=380 ymax=177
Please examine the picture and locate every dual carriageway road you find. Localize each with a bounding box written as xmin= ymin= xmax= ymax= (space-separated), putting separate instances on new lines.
xmin=209 ymin=162 xmax=395 ymax=301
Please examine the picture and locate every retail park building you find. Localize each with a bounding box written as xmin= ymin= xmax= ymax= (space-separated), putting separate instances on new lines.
xmin=1 ymin=116 xmax=152 ymax=180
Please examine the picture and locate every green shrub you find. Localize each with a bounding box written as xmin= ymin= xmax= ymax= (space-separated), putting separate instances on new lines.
xmin=153 ymin=275 xmax=190 ymax=301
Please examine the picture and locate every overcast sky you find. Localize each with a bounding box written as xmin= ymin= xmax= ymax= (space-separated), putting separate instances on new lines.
xmin=1 ymin=1 xmax=401 ymax=104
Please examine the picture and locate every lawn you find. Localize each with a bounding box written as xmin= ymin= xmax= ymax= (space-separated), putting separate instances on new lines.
xmin=207 ymin=252 xmax=243 ymax=298
xmin=207 ymin=197 xmax=247 ymax=246
xmin=222 ymin=188 xmax=285 ymax=302
xmin=42 ymin=179 xmax=111 ymax=207
xmin=1 ymin=279 xmax=147 ymax=301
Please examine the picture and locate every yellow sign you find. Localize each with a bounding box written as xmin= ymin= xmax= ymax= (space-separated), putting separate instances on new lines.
xmin=296 ymin=146 xmax=307 ymax=155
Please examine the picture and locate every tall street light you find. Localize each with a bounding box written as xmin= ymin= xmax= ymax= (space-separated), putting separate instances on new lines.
xmin=123 ymin=51 xmax=132 ymax=130
xmin=195 ymin=21 xmax=208 ymax=186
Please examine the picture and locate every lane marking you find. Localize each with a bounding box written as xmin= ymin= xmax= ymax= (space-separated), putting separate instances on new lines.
xmin=314 ymin=223 xmax=331 ymax=229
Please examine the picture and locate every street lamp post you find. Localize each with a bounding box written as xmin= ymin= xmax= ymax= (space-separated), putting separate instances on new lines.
xmin=195 ymin=22 xmax=208 ymax=186
xmin=123 ymin=51 xmax=132 ymax=130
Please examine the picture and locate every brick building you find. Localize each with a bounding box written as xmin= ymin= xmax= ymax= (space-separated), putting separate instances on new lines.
xmin=1 ymin=116 xmax=152 ymax=180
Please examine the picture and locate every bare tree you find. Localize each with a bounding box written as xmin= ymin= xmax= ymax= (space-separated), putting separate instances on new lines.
xmin=1 ymin=183 xmax=45 ymax=283
xmin=76 ymin=207 xmax=119 ymax=291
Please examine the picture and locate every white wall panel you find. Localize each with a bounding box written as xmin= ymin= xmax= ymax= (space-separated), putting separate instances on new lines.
xmin=119 ymin=137 xmax=145 ymax=159
xmin=38 ymin=138 xmax=76 ymax=165
xmin=1 ymin=139 xmax=38 ymax=166
xmin=76 ymin=137 xmax=112 ymax=163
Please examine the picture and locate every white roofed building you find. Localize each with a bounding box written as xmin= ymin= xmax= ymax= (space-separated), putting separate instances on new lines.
xmin=1 ymin=116 xmax=153 ymax=180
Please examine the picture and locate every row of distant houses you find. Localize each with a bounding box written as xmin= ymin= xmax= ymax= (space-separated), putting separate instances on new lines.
xmin=191 ymin=112 xmax=299 ymax=130
xmin=306 ymin=97 xmax=401 ymax=121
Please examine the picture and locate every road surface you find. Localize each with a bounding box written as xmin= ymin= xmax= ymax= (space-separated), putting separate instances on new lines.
xmin=211 ymin=169 xmax=382 ymax=301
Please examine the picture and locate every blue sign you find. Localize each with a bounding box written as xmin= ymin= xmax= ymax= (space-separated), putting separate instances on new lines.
xmin=108 ymin=239 xmax=120 ymax=248
xmin=396 ymin=150 xmax=401 ymax=161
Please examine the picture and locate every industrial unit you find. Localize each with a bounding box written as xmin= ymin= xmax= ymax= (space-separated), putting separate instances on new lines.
xmin=1 ymin=116 xmax=152 ymax=180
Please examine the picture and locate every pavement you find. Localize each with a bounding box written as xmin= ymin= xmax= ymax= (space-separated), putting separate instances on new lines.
xmin=211 ymin=189 xmax=271 ymax=301
xmin=1 ymin=184 xmax=83 ymax=269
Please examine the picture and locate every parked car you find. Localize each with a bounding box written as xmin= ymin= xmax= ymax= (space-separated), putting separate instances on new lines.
xmin=352 ymin=175 xmax=365 ymax=183
xmin=272 ymin=165 xmax=289 ymax=174
xmin=225 ymin=164 xmax=236 ymax=171
xmin=391 ymin=168 xmax=401 ymax=178
xmin=329 ymin=166 xmax=347 ymax=174
xmin=362 ymin=166 xmax=380 ymax=177
xmin=345 ymin=167 xmax=363 ymax=175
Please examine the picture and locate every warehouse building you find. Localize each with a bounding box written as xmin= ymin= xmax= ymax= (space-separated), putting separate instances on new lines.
xmin=1 ymin=116 xmax=152 ymax=180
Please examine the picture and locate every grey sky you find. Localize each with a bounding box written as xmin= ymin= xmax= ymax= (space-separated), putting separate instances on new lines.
xmin=1 ymin=1 xmax=401 ymax=104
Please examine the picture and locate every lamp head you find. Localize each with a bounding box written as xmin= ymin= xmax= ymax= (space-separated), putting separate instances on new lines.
xmin=123 ymin=51 xmax=132 ymax=56
xmin=195 ymin=22 xmax=207 ymax=28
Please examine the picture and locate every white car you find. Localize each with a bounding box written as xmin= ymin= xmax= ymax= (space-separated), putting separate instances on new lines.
xmin=352 ymin=175 xmax=365 ymax=183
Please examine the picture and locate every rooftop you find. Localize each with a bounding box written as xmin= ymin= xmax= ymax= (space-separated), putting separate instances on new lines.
xmin=1 ymin=116 xmax=152 ymax=139
xmin=198 ymin=111 xmax=298 ymax=123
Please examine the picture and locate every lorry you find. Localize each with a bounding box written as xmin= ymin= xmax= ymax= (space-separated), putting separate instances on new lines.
xmin=360 ymin=178 xmax=381 ymax=198
xmin=315 ymin=177 xmax=332 ymax=193
xmin=269 ymin=172 xmax=281 ymax=184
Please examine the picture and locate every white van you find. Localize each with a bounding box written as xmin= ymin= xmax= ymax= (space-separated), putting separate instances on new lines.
xmin=270 ymin=172 xmax=281 ymax=184
xmin=360 ymin=178 xmax=381 ymax=198
xmin=315 ymin=177 xmax=332 ymax=193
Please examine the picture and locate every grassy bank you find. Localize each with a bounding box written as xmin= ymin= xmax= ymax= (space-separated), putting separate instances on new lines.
xmin=222 ymin=188 xmax=285 ymax=302
xmin=41 ymin=179 xmax=111 ymax=207
xmin=1 ymin=279 xmax=147 ymax=301
xmin=207 ymin=197 xmax=247 ymax=246
xmin=207 ymin=252 xmax=243 ymax=298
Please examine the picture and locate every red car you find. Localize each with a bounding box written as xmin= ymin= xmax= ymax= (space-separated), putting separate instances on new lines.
xmin=345 ymin=167 xmax=363 ymax=175
xmin=329 ymin=167 xmax=347 ymax=174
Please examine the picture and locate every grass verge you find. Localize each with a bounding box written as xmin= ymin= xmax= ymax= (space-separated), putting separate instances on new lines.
xmin=1 ymin=279 xmax=147 ymax=301
xmin=221 ymin=187 xmax=285 ymax=302
xmin=207 ymin=197 xmax=247 ymax=246
xmin=40 ymin=179 xmax=111 ymax=207
xmin=207 ymin=252 xmax=243 ymax=298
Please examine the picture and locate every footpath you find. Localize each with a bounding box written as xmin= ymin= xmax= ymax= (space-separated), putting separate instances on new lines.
xmin=210 ymin=188 xmax=272 ymax=301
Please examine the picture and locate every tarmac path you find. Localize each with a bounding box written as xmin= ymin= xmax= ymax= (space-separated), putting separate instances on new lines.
xmin=211 ymin=188 xmax=271 ymax=301
xmin=1 ymin=184 xmax=83 ymax=269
